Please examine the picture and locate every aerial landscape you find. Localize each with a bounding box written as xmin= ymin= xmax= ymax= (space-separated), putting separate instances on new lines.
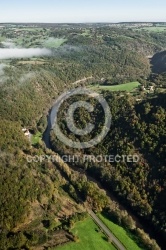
xmin=0 ymin=1 xmax=166 ymax=250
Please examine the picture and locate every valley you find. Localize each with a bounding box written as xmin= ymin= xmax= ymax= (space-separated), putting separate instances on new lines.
xmin=0 ymin=22 xmax=166 ymax=250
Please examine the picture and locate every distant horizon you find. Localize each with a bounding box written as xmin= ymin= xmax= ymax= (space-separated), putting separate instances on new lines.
xmin=0 ymin=0 xmax=166 ymax=23
xmin=1 ymin=21 xmax=166 ymax=24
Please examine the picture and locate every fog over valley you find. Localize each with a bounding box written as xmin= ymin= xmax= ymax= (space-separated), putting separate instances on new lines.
xmin=0 ymin=20 xmax=166 ymax=250
xmin=0 ymin=48 xmax=51 ymax=59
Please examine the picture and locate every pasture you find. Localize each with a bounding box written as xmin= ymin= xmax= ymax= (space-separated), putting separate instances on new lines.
xmin=138 ymin=26 xmax=166 ymax=32
xmin=43 ymin=37 xmax=66 ymax=48
xmin=56 ymin=218 xmax=116 ymax=250
xmin=90 ymin=81 xmax=140 ymax=92
xmin=98 ymin=214 xmax=141 ymax=250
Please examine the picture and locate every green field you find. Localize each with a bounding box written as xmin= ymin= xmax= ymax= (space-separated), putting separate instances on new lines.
xmin=90 ymin=81 xmax=140 ymax=92
xmin=13 ymin=27 xmax=44 ymax=32
xmin=0 ymin=36 xmax=5 ymax=42
xmin=139 ymin=26 xmax=166 ymax=32
xmin=98 ymin=214 xmax=142 ymax=250
xmin=81 ymin=29 xmax=91 ymax=36
xmin=43 ymin=37 xmax=66 ymax=48
xmin=56 ymin=218 xmax=116 ymax=250
xmin=31 ymin=132 xmax=42 ymax=145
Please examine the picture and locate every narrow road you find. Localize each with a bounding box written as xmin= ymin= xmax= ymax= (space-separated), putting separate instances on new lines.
xmin=42 ymin=87 xmax=130 ymax=250
xmin=88 ymin=210 xmax=126 ymax=250
xmin=42 ymin=85 xmax=163 ymax=249
xmin=72 ymin=76 xmax=94 ymax=85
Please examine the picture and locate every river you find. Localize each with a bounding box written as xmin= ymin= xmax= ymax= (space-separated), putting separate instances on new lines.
xmin=42 ymin=91 xmax=164 ymax=250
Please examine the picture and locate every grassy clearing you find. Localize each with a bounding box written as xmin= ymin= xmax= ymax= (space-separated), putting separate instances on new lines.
xmin=43 ymin=38 xmax=66 ymax=48
xmin=56 ymin=218 xmax=116 ymax=250
xmin=14 ymin=27 xmax=44 ymax=32
xmin=0 ymin=36 xmax=5 ymax=42
xmin=18 ymin=60 xmax=46 ymax=65
xmin=138 ymin=26 xmax=166 ymax=32
xmin=81 ymin=29 xmax=91 ymax=36
xmin=90 ymin=81 xmax=140 ymax=92
xmin=31 ymin=132 xmax=42 ymax=145
xmin=98 ymin=214 xmax=142 ymax=250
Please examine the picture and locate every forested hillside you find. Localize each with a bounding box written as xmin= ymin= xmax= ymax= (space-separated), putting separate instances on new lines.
xmin=0 ymin=23 xmax=166 ymax=249
xmin=50 ymin=91 xmax=166 ymax=246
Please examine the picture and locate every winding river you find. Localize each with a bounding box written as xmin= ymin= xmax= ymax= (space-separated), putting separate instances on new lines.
xmin=42 ymin=91 xmax=164 ymax=250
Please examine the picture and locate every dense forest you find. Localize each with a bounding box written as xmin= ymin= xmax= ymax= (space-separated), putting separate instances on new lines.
xmin=0 ymin=23 xmax=166 ymax=249
xmin=50 ymin=91 xmax=166 ymax=240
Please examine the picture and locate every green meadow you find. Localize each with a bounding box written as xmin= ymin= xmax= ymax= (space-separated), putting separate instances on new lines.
xmin=43 ymin=37 xmax=67 ymax=48
xmin=139 ymin=26 xmax=166 ymax=32
xmin=98 ymin=214 xmax=142 ymax=250
xmin=31 ymin=132 xmax=42 ymax=145
xmin=56 ymin=218 xmax=116 ymax=250
xmin=90 ymin=81 xmax=140 ymax=92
